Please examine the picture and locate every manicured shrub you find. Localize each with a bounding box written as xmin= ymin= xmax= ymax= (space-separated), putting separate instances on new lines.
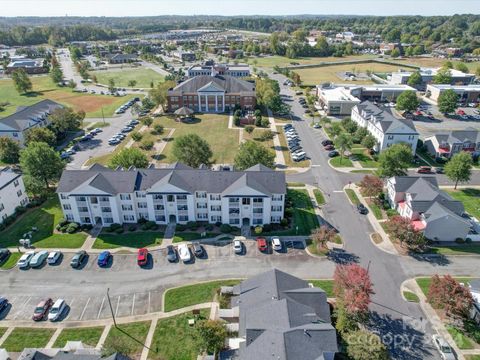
xmin=66 ymin=222 xmax=79 ymax=234
xmin=128 ymin=225 xmax=137 ymax=232
xmin=254 ymin=226 xmax=263 ymax=234
xmin=15 ymin=206 xmax=26 ymax=215
xmin=58 ymin=218 xmax=69 ymax=227
xmin=186 ymin=221 xmax=198 ymax=230
xmin=81 ymin=224 xmax=93 ymax=231
xmin=205 ymin=224 xmax=214 ymax=231
xmin=115 ymin=227 xmax=124 ymax=234
xmin=176 ymin=224 xmax=186 ymax=232
xmin=455 ymin=238 xmax=465 ymax=244
xmin=140 ymin=139 xmax=154 ymax=150
xmin=220 ymin=224 xmax=232 ymax=233
xmin=262 ymin=224 xmax=272 ymax=232
xmin=280 ymin=218 xmax=289 ymax=227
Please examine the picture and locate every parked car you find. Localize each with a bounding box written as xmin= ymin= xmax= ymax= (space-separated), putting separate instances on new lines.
xmin=432 ymin=335 xmax=456 ymax=360
xmin=30 ymin=250 xmax=49 ymax=268
xmin=48 ymin=299 xmax=66 ymax=321
xmin=60 ymin=152 xmax=70 ymax=160
xmin=47 ymin=251 xmax=62 ymax=265
xmin=328 ymin=150 xmax=339 ymax=158
xmin=257 ymin=237 xmax=268 ymax=252
xmin=166 ymin=245 xmax=177 ymax=262
xmin=324 ymin=144 xmax=335 ymax=151
xmin=313 ymin=123 xmax=321 ymax=129
xmin=0 ymin=297 xmax=8 ymax=312
xmin=357 ymin=203 xmax=368 ymax=215
xmin=322 ymin=140 xmax=333 ymax=146
xmin=92 ymin=128 xmax=103 ymax=134
xmin=17 ymin=251 xmax=35 ymax=269
xmin=97 ymin=251 xmax=111 ymax=267
xmin=271 ymin=237 xmax=282 ymax=251
xmin=137 ymin=248 xmax=148 ymax=266
xmin=417 ymin=166 xmax=432 ymax=174
xmin=32 ymin=298 xmax=53 ymax=321
xmin=70 ymin=250 xmax=87 ymax=268
xmin=456 ymin=109 xmax=466 ymax=116
xmin=178 ymin=244 xmax=191 ymax=262
xmin=0 ymin=248 xmax=11 ymax=263
xmin=79 ymin=134 xmax=93 ymax=142
xmin=192 ymin=242 xmax=204 ymax=257
xmin=108 ymin=139 xmax=121 ymax=145
xmin=121 ymin=126 xmax=134 ymax=133
xmin=233 ymin=240 xmax=243 ymax=254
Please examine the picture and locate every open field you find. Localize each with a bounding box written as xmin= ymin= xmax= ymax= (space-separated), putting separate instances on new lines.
xmin=389 ymin=57 xmax=480 ymax=73
xmin=249 ymin=54 xmax=377 ymax=69
xmin=0 ymin=76 xmax=137 ymax=118
xmin=91 ymin=68 xmax=164 ymax=88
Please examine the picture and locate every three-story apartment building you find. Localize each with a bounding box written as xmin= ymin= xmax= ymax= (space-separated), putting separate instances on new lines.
xmin=0 ymin=167 xmax=29 ymax=223
xmin=56 ymin=163 xmax=286 ymax=227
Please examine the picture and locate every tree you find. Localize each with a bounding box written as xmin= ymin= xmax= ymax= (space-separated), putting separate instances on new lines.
xmin=433 ymin=68 xmax=452 ymax=84
xmin=390 ymin=48 xmax=400 ymax=58
xmin=234 ymin=140 xmax=275 ymax=170
xmin=255 ymin=78 xmax=282 ymax=112
xmin=20 ymin=142 xmax=64 ymax=191
xmin=438 ymin=89 xmax=459 ymax=114
xmin=361 ymin=134 xmax=376 ymax=150
xmin=455 ymin=62 xmax=469 ymax=73
xmin=245 ymin=125 xmax=254 ymax=134
xmin=0 ymin=137 xmax=20 ymax=164
xmin=127 ymin=80 xmax=137 ymax=87
xmin=50 ymin=65 xmax=63 ymax=84
xmin=67 ymin=79 xmax=77 ymax=88
xmin=140 ymin=116 xmax=153 ymax=127
xmin=110 ymin=148 xmax=149 ymax=169
xmin=152 ymin=124 xmax=164 ymax=135
xmin=385 ymin=215 xmax=426 ymax=252
xmin=342 ymin=118 xmax=358 ymax=134
xmin=444 ymin=151 xmax=473 ymax=189
xmin=443 ymin=61 xmax=453 ymax=69
xmin=108 ymin=78 xmax=115 ymax=93
xmin=345 ymin=330 xmax=389 ymax=360
xmin=49 ymin=107 xmax=85 ymax=138
xmin=359 ymin=175 xmax=384 ymax=198
xmin=396 ymin=90 xmax=419 ymax=112
xmin=311 ymin=226 xmax=336 ymax=252
xmin=149 ymin=80 xmax=176 ymax=107
xmin=11 ymin=68 xmax=32 ymax=94
xmin=195 ymin=320 xmax=227 ymax=355
xmin=377 ymin=143 xmax=413 ymax=178
xmin=25 ymin=127 xmax=56 ymax=146
xmin=172 ymin=133 xmax=213 ymax=168
xmin=407 ymin=71 xmax=422 ymax=87
xmin=329 ymin=122 xmax=342 ymax=138
xmin=335 ymin=133 xmax=353 ymax=163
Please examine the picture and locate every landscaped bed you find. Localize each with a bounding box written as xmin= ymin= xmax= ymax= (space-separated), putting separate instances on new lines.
xmin=329 ymin=156 xmax=353 ymax=168
xmin=345 ymin=189 xmax=360 ymax=205
xmin=2 ymin=328 xmax=56 ymax=352
xmin=53 ymin=327 xmax=105 ymax=348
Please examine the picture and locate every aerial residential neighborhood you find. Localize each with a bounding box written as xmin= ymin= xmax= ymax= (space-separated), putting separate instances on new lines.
xmin=0 ymin=1 xmax=479 ymax=360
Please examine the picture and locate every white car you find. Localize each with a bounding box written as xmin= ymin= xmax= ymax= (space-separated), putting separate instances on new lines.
xmin=30 ymin=250 xmax=49 ymax=268
xmin=432 ymin=335 xmax=456 ymax=360
xmin=178 ymin=244 xmax=191 ymax=262
xmin=92 ymin=128 xmax=103 ymax=134
xmin=48 ymin=299 xmax=66 ymax=321
xmin=271 ymin=237 xmax=282 ymax=251
xmin=17 ymin=251 xmax=35 ymax=269
xmin=47 ymin=251 xmax=62 ymax=265
xmin=233 ymin=240 xmax=243 ymax=254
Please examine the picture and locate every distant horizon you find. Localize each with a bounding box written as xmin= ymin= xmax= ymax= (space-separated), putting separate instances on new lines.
xmin=1 ymin=0 xmax=479 ymax=17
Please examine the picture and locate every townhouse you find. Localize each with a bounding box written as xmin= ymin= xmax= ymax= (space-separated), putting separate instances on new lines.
xmin=424 ymin=128 xmax=480 ymax=159
xmin=351 ymin=101 xmax=419 ymax=154
xmin=387 ymin=176 xmax=471 ymax=241
xmin=56 ymin=163 xmax=286 ymax=227
xmin=0 ymin=168 xmax=29 ymax=223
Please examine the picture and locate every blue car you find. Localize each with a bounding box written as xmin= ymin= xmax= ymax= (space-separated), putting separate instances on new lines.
xmin=97 ymin=251 xmax=111 ymax=267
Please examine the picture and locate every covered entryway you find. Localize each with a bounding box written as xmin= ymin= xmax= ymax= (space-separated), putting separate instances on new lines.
xmin=169 ymin=214 xmax=177 ymax=223
xmin=95 ymin=217 xmax=102 ymax=225
xmin=242 ymin=218 xmax=250 ymax=226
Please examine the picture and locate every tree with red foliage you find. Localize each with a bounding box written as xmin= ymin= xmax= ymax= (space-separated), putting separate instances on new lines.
xmin=385 ymin=215 xmax=426 ymax=252
xmin=427 ymin=275 xmax=474 ymax=323
xmin=359 ymin=175 xmax=384 ymax=198
xmin=311 ymin=226 xmax=336 ymax=252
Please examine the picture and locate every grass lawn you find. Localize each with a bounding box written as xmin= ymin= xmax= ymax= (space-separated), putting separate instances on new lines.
xmin=308 ymin=279 xmax=334 ymax=297
xmin=86 ymin=121 xmax=110 ymax=130
xmin=2 ymin=328 xmax=55 ymax=352
xmin=313 ymin=189 xmax=326 ymax=205
xmin=0 ymin=197 xmax=88 ymax=248
xmin=306 ymin=242 xmax=329 ymax=257
xmin=149 ymin=309 xmax=209 ymax=360
xmin=329 ymin=156 xmax=353 ymax=167
xmin=446 ymin=325 xmax=475 ymax=349
xmin=388 ymin=57 xmax=479 ymax=73
xmin=158 ymin=114 xmax=240 ymax=164
xmin=0 ymin=327 xmax=6 ymax=337
xmin=93 ymin=232 xmax=163 ymax=249
xmin=250 ymin=54 xmax=376 ymax=69
xmin=427 ymin=245 xmax=480 ymax=256
xmin=276 ymin=126 xmax=310 ymax=168
xmin=345 ymin=189 xmax=360 ymax=205
xmin=53 ymin=327 xmax=105 ymax=348
xmin=242 ymin=127 xmax=274 ymax=151
xmin=366 ymin=199 xmax=384 ymax=220
xmin=172 ymin=232 xmax=218 ymax=243
xmin=164 ymin=280 xmax=241 ymax=312
xmin=403 ymin=291 xmax=420 ymax=303
xmin=416 ymin=277 xmax=473 ymax=297
xmin=103 ymin=321 xmax=151 ymax=358
xmin=466 ymin=356 xmax=480 ymax=360
xmin=91 ymin=68 xmax=164 ymax=88
xmin=0 ymin=76 xmax=138 ymax=118
xmin=0 ymin=252 xmax=22 ymax=269
xmin=446 ymin=188 xmax=480 ymax=220
xmin=351 ymin=169 xmax=376 ymax=174
xmin=351 ymin=148 xmax=379 ymax=168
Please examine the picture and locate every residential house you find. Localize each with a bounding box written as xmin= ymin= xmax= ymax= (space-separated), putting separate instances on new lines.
xmin=351 ymin=101 xmax=419 ymax=154
xmin=107 ymin=54 xmax=138 ymax=64
xmin=390 ymin=68 xmax=475 ymax=90
xmin=172 ymin=51 xmax=196 ymax=62
xmin=0 ymin=167 xmax=28 ymax=224
xmin=167 ymin=75 xmax=256 ymax=113
xmin=56 ymin=163 xmax=285 ymax=227
xmin=386 ymin=176 xmax=471 ymax=241
xmin=220 ymin=269 xmax=338 ymax=360
xmin=468 ymin=279 xmax=480 ymax=325
xmin=187 ymin=62 xmax=250 ymax=78
xmin=426 ymin=84 xmax=480 ymax=105
xmin=6 ymin=58 xmax=47 ymax=74
xmin=0 ymin=99 xmax=63 ymax=146
xmin=424 ymin=128 xmax=480 ymax=159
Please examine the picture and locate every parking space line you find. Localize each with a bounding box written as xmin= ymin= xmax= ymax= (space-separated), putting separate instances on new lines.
xmin=115 ymin=296 xmax=120 ymax=317
xmin=97 ymin=296 xmax=105 ymax=319
xmin=79 ymin=297 xmax=90 ymax=320
xmin=13 ymin=296 xmax=31 ymax=320
xmin=148 ymin=292 xmax=151 ymax=313
xmin=131 ymin=293 xmax=136 ymax=316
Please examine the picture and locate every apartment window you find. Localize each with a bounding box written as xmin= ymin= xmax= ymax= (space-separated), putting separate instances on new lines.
xmin=13 ymin=179 xmax=19 ymax=187
xmin=20 ymin=198 xmax=27 ymax=206
xmin=167 ymin=195 xmax=175 ymax=202
xmin=272 ymin=194 xmax=283 ymax=201
xmin=196 ymin=192 xmax=207 ymax=198
xmin=242 ymin=198 xmax=251 ymax=205
xmin=155 ymin=215 xmax=166 ymax=222
xmin=196 ymin=203 xmax=207 ymax=209
xmin=103 ymin=217 xmax=113 ymax=224
xmin=271 ymin=205 xmax=282 ymax=212
xmin=12 ymin=132 xmax=18 ymax=138
xmin=16 ymin=189 xmax=22 ymax=197
xmin=210 ymin=205 xmax=221 ymax=211
xmin=120 ymin=194 xmax=131 ymax=201
xmin=253 ymin=218 xmax=263 ymax=225
xmin=77 ymin=196 xmax=86 ymax=202
xmin=210 ymin=194 xmax=221 ymax=201
xmin=229 ymin=197 xmax=239 ymax=203
xmin=253 ymin=198 xmax=263 ymax=203
xmin=138 ymin=202 xmax=148 ymax=209
xmin=177 ymin=205 xmax=188 ymax=211
xmin=177 ymin=195 xmax=187 ymax=200
xmin=2 ymin=214 xmax=7 ymax=221
xmin=123 ymin=215 xmax=135 ymax=222
xmin=122 ymin=204 xmax=133 ymax=211
xmin=229 ymin=208 xmax=239 ymax=214
xmin=78 ymin=207 xmax=88 ymax=213
xmin=60 ymin=194 xmax=68 ymax=200
xmin=229 ymin=218 xmax=240 ymax=225
xmin=66 ymin=214 xmax=74 ymax=221
xmin=63 ymin=204 xmax=71 ymax=210
xmin=153 ymin=194 xmax=163 ymax=200
xmin=99 ymin=197 xmax=109 ymax=202
xmin=271 ymin=216 xmax=282 ymax=223
xmin=139 ymin=213 xmax=149 ymax=220
xmin=388 ymin=135 xmax=394 ymax=140
xmin=81 ymin=217 xmax=91 ymax=223
xmin=197 ymin=213 xmax=208 ymax=220
xmin=253 ymin=208 xmax=263 ymax=214
xmin=211 ymin=215 xmax=222 ymax=223
xmin=0 ymin=203 xmax=4 ymax=212
xmin=178 ymin=215 xmax=189 ymax=222
xmin=154 ymin=204 xmax=164 ymax=211
xmin=136 ymin=191 xmax=146 ymax=198
xmin=90 ymin=197 xmax=98 ymax=204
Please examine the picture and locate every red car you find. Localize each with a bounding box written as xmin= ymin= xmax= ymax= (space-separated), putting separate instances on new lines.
xmin=456 ymin=109 xmax=466 ymax=116
xmin=32 ymin=298 xmax=53 ymax=321
xmin=414 ymin=110 xmax=422 ymax=116
xmin=137 ymin=248 xmax=148 ymax=266
xmin=256 ymin=237 xmax=268 ymax=252
xmin=417 ymin=166 xmax=432 ymax=174
xmin=324 ymin=144 xmax=335 ymax=151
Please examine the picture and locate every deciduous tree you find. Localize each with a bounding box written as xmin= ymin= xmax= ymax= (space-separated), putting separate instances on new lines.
xmin=172 ymin=133 xmax=213 ymax=168
xmin=0 ymin=137 xmax=20 ymax=164
xmin=438 ymin=89 xmax=459 ymax=114
xmin=234 ymin=140 xmax=275 ymax=170
xmin=444 ymin=151 xmax=473 ymax=189
xmin=345 ymin=330 xmax=390 ymax=360
xmin=310 ymin=226 xmax=336 ymax=252
xmin=359 ymin=175 xmax=384 ymax=198
xmin=377 ymin=143 xmax=413 ymax=178
xmin=49 ymin=107 xmax=85 ymax=138
xmin=361 ymin=134 xmax=376 ymax=150
xmin=149 ymin=80 xmax=177 ymax=107
xmin=385 ymin=215 xmax=426 ymax=252
xmin=110 ymin=148 xmax=149 ymax=169
xmin=335 ymin=133 xmax=353 ymax=163
xmin=433 ymin=68 xmax=452 ymax=84
xmin=11 ymin=68 xmax=32 ymax=94
xmin=25 ymin=127 xmax=57 ymax=146
xmin=195 ymin=320 xmax=227 ymax=355
xmin=407 ymin=71 xmax=422 ymax=87
xmin=396 ymin=90 xmax=419 ymax=112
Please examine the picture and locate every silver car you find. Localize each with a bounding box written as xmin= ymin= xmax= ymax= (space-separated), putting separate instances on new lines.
xmin=30 ymin=251 xmax=49 ymax=268
xmin=432 ymin=335 xmax=456 ymax=360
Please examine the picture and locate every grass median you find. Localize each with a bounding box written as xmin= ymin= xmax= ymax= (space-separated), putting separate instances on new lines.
xmin=0 ymin=252 xmax=22 ymax=270
xmin=93 ymin=232 xmax=163 ymax=249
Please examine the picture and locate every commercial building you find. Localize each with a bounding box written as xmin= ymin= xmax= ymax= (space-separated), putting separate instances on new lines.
xmin=6 ymin=58 xmax=46 ymax=74
xmin=0 ymin=167 xmax=28 ymax=223
xmin=167 ymin=75 xmax=256 ymax=113
xmin=187 ymin=62 xmax=250 ymax=78
xmin=172 ymin=51 xmax=196 ymax=62
xmin=425 ymin=84 xmax=480 ymax=104
xmin=57 ymin=163 xmax=285 ymax=227
xmin=424 ymin=128 xmax=480 ymax=159
xmin=107 ymin=54 xmax=138 ymax=64
xmin=351 ymin=101 xmax=419 ymax=154
xmin=390 ymin=68 xmax=475 ymax=90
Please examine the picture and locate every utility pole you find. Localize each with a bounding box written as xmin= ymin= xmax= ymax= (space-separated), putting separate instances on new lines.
xmin=101 ymin=107 xmax=105 ymax=125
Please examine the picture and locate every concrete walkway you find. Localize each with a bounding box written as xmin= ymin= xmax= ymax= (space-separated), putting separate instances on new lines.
xmin=161 ymin=223 xmax=176 ymax=247
xmin=0 ymin=327 xmax=14 ymax=347
xmin=125 ymin=125 xmax=148 ymax=149
xmin=267 ymin=109 xmax=286 ymax=166
xmin=46 ymin=328 xmax=63 ymax=349
xmin=96 ymin=324 xmax=112 ymax=350
xmin=140 ymin=317 xmax=158 ymax=360
xmin=152 ymin=128 xmax=175 ymax=166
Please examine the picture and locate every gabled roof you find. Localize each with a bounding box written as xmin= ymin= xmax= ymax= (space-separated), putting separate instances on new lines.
xmin=168 ymin=75 xmax=255 ymax=96
xmin=423 ymin=201 xmax=469 ymax=226
xmin=426 ymin=128 xmax=480 ymax=146
xmin=0 ymin=167 xmax=21 ymax=190
xmin=355 ymin=101 xmax=418 ymax=134
xmin=0 ymin=99 xmax=62 ymax=132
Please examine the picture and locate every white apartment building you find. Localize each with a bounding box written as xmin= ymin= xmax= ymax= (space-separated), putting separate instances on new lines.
xmin=0 ymin=168 xmax=29 ymax=223
xmin=56 ymin=163 xmax=286 ymax=227
xmin=351 ymin=101 xmax=419 ymax=154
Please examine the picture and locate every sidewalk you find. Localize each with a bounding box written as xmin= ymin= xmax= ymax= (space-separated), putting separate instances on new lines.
xmin=267 ymin=109 xmax=286 ymax=167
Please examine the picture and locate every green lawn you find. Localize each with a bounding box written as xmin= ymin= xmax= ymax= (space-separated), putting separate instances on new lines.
xmin=91 ymin=68 xmax=165 ymax=88
xmin=0 ymin=327 xmax=6 ymax=337
xmin=446 ymin=325 xmax=475 ymax=349
xmin=53 ymin=327 xmax=105 ymax=348
xmin=466 ymin=356 xmax=480 ymax=360
xmin=250 ymin=54 xmax=376 ymax=69
xmin=416 ymin=277 xmax=473 ymax=297
xmin=330 ymin=156 xmax=353 ymax=168
xmin=0 ymin=197 xmax=88 ymax=248
xmin=367 ymin=200 xmax=384 ymax=220
xmin=352 ymin=148 xmax=379 ymax=168
xmin=313 ymin=189 xmax=326 ymax=205
xmin=308 ymin=279 xmax=334 ymax=297
xmin=345 ymin=189 xmax=360 ymax=205
xmin=446 ymin=188 xmax=480 ymax=220
xmin=164 ymin=280 xmax=241 ymax=312
xmin=403 ymin=291 xmax=420 ymax=303
xmin=172 ymin=232 xmax=218 ymax=243
xmin=149 ymin=309 xmax=209 ymax=360
xmin=0 ymin=252 xmax=22 ymax=269
xmin=427 ymin=245 xmax=480 ymax=256
xmin=287 ymin=182 xmax=306 ymax=187
xmin=103 ymin=321 xmax=151 ymax=358
xmin=93 ymin=232 xmax=163 ymax=249
xmin=2 ymin=328 xmax=55 ymax=352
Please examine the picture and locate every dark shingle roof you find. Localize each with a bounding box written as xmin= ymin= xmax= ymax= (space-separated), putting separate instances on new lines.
xmin=356 ymin=101 xmax=418 ymax=134
xmin=168 ymin=75 xmax=255 ymax=96
xmin=0 ymin=99 xmax=62 ymax=131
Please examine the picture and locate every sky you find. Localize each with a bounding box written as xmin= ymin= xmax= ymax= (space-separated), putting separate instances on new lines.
xmin=1 ymin=0 xmax=479 ymax=17
xmin=0 ymin=0 xmax=480 ymax=16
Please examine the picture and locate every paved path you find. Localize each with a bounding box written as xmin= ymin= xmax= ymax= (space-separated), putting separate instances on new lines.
xmin=0 ymin=327 xmax=13 ymax=347
xmin=46 ymin=328 xmax=63 ymax=349
xmin=96 ymin=324 xmax=111 ymax=350
xmin=140 ymin=317 xmax=158 ymax=360
xmin=152 ymin=128 xmax=175 ymax=166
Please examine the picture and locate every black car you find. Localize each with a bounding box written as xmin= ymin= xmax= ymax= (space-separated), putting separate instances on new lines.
xmin=0 ymin=248 xmax=11 ymax=263
xmin=0 ymin=297 xmax=8 ymax=312
xmin=322 ymin=140 xmax=333 ymax=146
xmin=70 ymin=250 xmax=87 ymax=268
xmin=357 ymin=203 xmax=368 ymax=215
xmin=166 ymin=245 xmax=177 ymax=262
xmin=192 ymin=242 xmax=204 ymax=257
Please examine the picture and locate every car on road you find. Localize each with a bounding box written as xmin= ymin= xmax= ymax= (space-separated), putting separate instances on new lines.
xmin=233 ymin=240 xmax=243 ymax=254
xmin=17 ymin=251 xmax=35 ymax=269
xmin=30 ymin=250 xmax=49 ymax=268
xmin=417 ymin=166 xmax=432 ymax=174
xmin=357 ymin=203 xmax=368 ymax=215
xmin=178 ymin=244 xmax=191 ymax=262
xmin=313 ymin=123 xmax=321 ymax=129
xmin=97 ymin=251 xmax=111 ymax=267
xmin=47 ymin=251 xmax=62 ymax=265
xmin=271 ymin=237 xmax=282 ymax=251
xmin=257 ymin=237 xmax=268 ymax=252
xmin=48 ymin=299 xmax=66 ymax=321
xmin=192 ymin=242 xmax=204 ymax=257
xmin=0 ymin=248 xmax=11 ymax=263
xmin=32 ymin=298 xmax=53 ymax=321
xmin=328 ymin=150 xmax=339 ymax=158
xmin=322 ymin=140 xmax=333 ymax=146
xmin=166 ymin=245 xmax=177 ymax=262
xmin=432 ymin=335 xmax=456 ymax=360
xmin=0 ymin=297 xmax=8 ymax=312
xmin=137 ymin=248 xmax=148 ymax=266
xmin=70 ymin=250 xmax=87 ymax=268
